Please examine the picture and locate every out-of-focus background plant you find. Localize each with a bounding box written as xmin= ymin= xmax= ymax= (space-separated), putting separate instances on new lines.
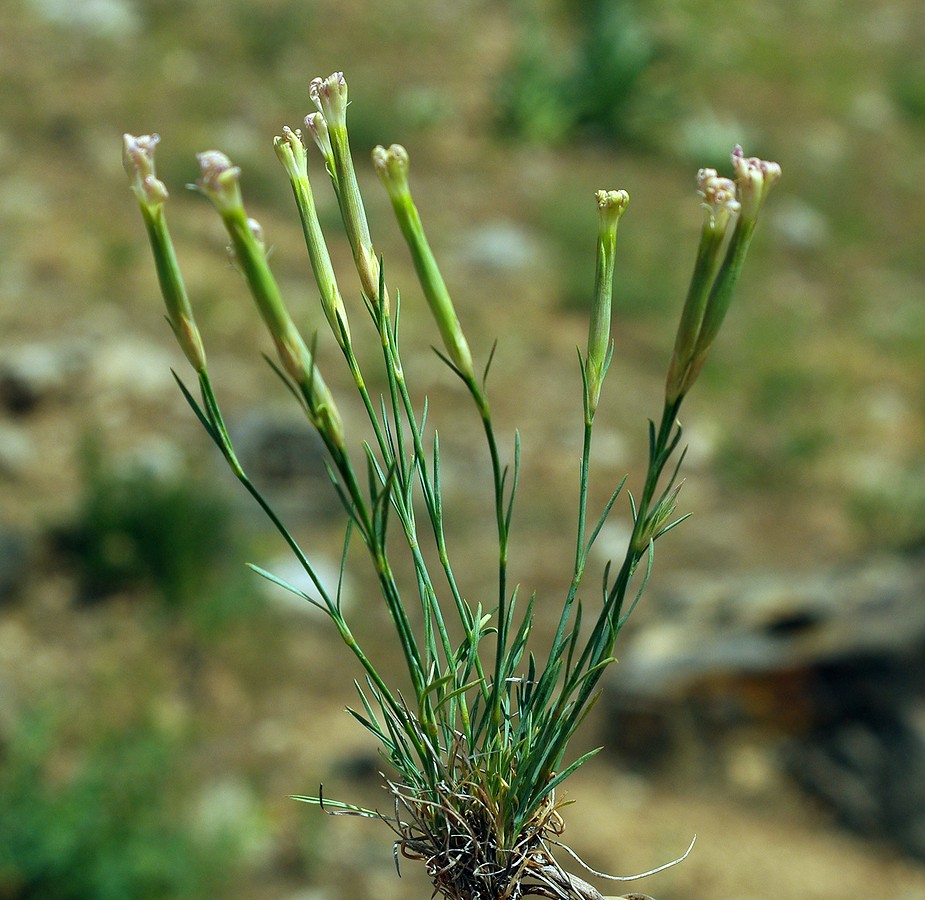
xmin=1 ymin=0 xmax=924 ymax=897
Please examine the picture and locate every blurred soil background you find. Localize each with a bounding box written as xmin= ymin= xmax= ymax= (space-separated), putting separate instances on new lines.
xmin=2 ymin=0 xmax=925 ymax=897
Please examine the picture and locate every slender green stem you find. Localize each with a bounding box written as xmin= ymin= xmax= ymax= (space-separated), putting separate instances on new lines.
xmin=555 ymin=397 xmax=683 ymax=732
xmin=551 ymin=416 xmax=594 ymax=664
xmin=387 ymin=337 xmax=489 ymax=715
xmin=460 ymin=375 xmax=511 ymax=728
xmin=194 ymin=372 xmax=435 ymax=761
xmin=376 ymin=307 xmax=452 ymax=684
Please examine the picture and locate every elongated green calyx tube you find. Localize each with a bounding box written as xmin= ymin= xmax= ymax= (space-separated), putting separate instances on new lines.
xmin=667 ymin=147 xmax=781 ymax=403
xmin=372 ymin=143 xmax=475 ymax=381
xmin=682 ymin=147 xmax=781 ymax=397
xmin=309 ymin=72 xmax=387 ymax=313
xmin=195 ymin=150 xmax=345 ymax=448
xmin=122 ymin=133 xmax=207 ymax=373
xmin=665 ymin=168 xmax=739 ymax=404
xmin=274 ymin=126 xmax=351 ymax=349
xmin=585 ymin=188 xmax=629 ymax=419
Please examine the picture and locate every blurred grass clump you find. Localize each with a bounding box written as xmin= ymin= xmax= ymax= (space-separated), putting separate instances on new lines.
xmin=891 ymin=53 xmax=925 ymax=124
xmin=497 ymin=0 xmax=658 ymax=144
xmin=55 ymin=439 xmax=247 ymax=621
xmin=850 ymin=469 xmax=925 ymax=553
xmin=0 ymin=712 xmax=238 ymax=900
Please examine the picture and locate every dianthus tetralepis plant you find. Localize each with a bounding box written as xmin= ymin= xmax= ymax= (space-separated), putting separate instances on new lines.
xmin=124 ymin=72 xmax=779 ymax=900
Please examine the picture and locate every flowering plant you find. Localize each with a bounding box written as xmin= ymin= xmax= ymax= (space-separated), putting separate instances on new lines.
xmin=124 ymin=71 xmax=779 ymax=899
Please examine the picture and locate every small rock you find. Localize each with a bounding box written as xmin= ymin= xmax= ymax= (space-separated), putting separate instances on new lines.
xmin=0 ymin=424 xmax=33 ymax=477
xmin=231 ymin=410 xmax=342 ymax=521
xmin=615 ymin=555 xmax=925 ymax=697
xmin=771 ymin=197 xmax=831 ymax=251
xmin=457 ymin=221 xmax=542 ymax=273
xmin=603 ymin=553 xmax=925 ymax=858
xmin=784 ymin=662 xmax=925 ymax=859
xmin=192 ymin=777 xmax=272 ymax=866
xmin=27 ymin=0 xmax=139 ymax=37
xmin=89 ymin=338 xmax=178 ymax=400
xmin=0 ymin=340 xmax=88 ymax=413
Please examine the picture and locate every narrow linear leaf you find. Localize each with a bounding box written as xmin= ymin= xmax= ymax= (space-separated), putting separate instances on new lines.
xmin=171 ymin=371 xmax=216 ymax=440
xmin=246 ymin=562 xmax=328 ymax=613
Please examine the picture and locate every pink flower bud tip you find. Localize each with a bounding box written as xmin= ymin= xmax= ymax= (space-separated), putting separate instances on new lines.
xmin=731 ymin=145 xmax=782 ymax=221
xmin=304 ymin=112 xmax=333 ymax=159
xmin=309 ymin=72 xmax=348 ymax=129
xmin=123 ymin=133 xmax=169 ymax=206
xmin=194 ymin=150 xmax=243 ymax=213
xmin=697 ymin=168 xmax=739 ymax=229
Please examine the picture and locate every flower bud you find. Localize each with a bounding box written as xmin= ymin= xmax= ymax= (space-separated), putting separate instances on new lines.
xmin=731 ymin=145 xmax=781 ymax=224
xmin=304 ymin=112 xmax=335 ymax=178
xmin=123 ymin=133 xmax=169 ymax=209
xmin=373 ymin=143 xmax=474 ymax=380
xmin=309 ymin=72 xmax=348 ymax=131
xmin=122 ymin=133 xmax=206 ymax=372
xmin=371 ymin=142 xmax=409 ymax=199
xmin=665 ymin=169 xmax=741 ymax=404
xmin=273 ymin=125 xmax=308 ymax=181
xmin=274 ymin=126 xmax=351 ymax=348
xmin=195 ymin=151 xmax=345 ymax=447
xmin=667 ymin=148 xmax=781 ymax=402
xmin=194 ymin=150 xmax=244 ymax=216
xmin=697 ymin=168 xmax=739 ymax=233
xmin=585 ymin=189 xmax=629 ymax=419
xmin=308 ymin=73 xmax=386 ymax=312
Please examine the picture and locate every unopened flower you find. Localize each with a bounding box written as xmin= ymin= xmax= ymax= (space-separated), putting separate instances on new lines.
xmin=373 ymin=143 xmax=473 ymax=380
xmin=309 ymin=72 xmax=348 ymax=130
xmin=306 ymin=74 xmax=383 ymax=310
xmin=122 ymin=134 xmax=206 ymax=372
xmin=191 ymin=149 xmax=344 ymax=445
xmin=731 ymin=145 xmax=781 ymax=223
xmin=585 ymin=189 xmax=629 ymax=419
xmin=274 ymin=125 xmax=351 ymax=348
xmin=304 ymin=112 xmax=335 ymax=175
xmin=697 ymin=168 xmax=739 ymax=233
xmin=666 ymin=148 xmax=781 ymax=403
xmin=194 ymin=150 xmax=244 ymax=215
xmin=371 ymin=142 xmax=409 ymax=198
xmin=123 ymin=133 xmax=169 ymax=209
xmin=596 ymin=188 xmax=630 ymax=222
xmin=273 ymin=125 xmax=308 ymax=181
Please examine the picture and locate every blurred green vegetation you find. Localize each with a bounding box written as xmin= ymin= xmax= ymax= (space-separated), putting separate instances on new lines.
xmin=497 ymin=0 xmax=660 ymax=144
xmin=891 ymin=53 xmax=925 ymax=123
xmin=850 ymin=469 xmax=925 ymax=552
xmin=0 ymin=712 xmax=239 ymax=899
xmin=54 ymin=438 xmax=250 ymax=626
